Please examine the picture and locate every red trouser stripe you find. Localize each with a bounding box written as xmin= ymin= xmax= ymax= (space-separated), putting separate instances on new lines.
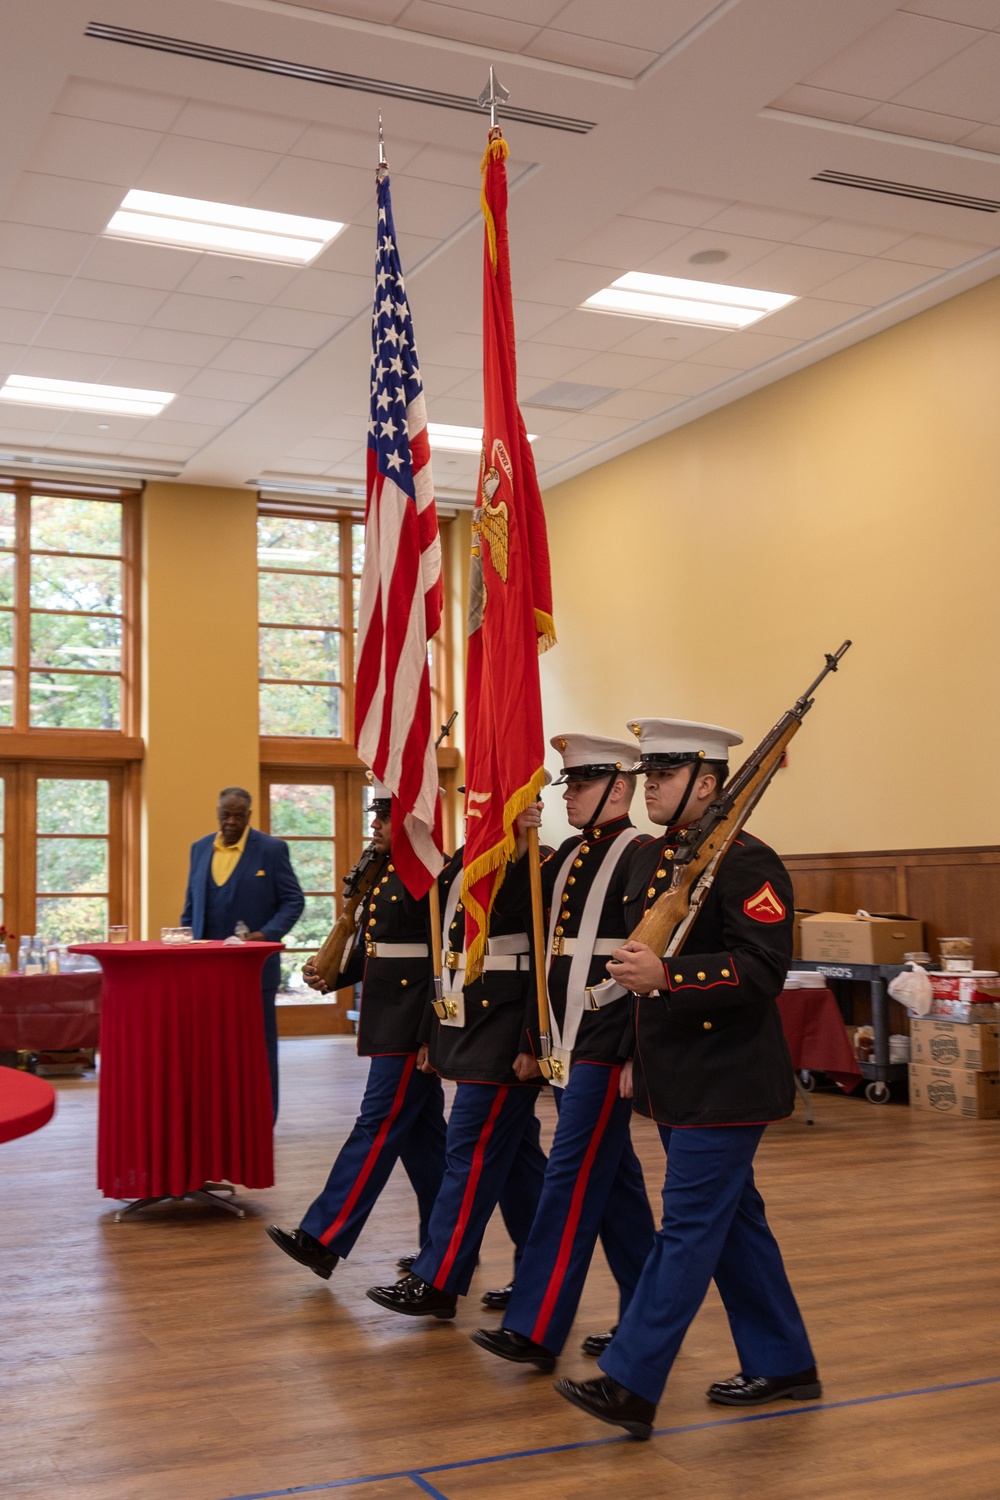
xmin=318 ymin=1053 xmax=417 ymax=1247
xmin=530 ymin=1065 xmax=620 ymax=1346
xmin=433 ymin=1085 xmax=509 ymax=1290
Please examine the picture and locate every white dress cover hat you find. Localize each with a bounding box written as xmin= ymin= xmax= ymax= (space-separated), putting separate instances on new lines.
xmin=549 ymin=733 xmax=639 ymax=785
xmin=627 ymin=717 xmax=743 ymax=766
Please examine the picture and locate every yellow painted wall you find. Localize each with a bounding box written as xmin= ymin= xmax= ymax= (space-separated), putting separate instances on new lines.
xmin=539 ymin=273 xmax=1000 ymax=855
xmin=142 ymin=482 xmax=259 ymax=936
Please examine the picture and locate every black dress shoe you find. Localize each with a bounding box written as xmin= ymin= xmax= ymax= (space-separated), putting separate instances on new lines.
xmin=480 ymin=1282 xmax=513 ymax=1310
xmin=581 ymin=1324 xmax=618 ymax=1357
xmin=366 ymin=1273 xmax=457 ymax=1319
xmin=554 ymin=1375 xmax=655 ymax=1441
xmin=396 ymin=1251 xmax=418 ymax=1272
xmin=470 ymin=1326 xmax=556 ymax=1373
xmin=266 ymin=1225 xmax=340 ymax=1280
xmin=706 ymin=1367 xmax=822 ymax=1407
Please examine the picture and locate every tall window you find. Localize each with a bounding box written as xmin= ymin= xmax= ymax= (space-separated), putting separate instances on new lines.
xmin=266 ymin=780 xmax=337 ymax=992
xmin=0 ymin=484 xmax=137 ymax=733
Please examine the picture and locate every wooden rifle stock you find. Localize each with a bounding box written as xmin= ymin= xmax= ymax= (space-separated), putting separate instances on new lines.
xmin=632 ymin=641 xmax=851 ymax=960
xmin=312 ymin=843 xmax=387 ymax=988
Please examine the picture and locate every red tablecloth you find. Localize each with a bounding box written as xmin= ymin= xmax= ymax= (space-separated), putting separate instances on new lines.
xmin=0 ymin=1065 xmax=56 ymax=1143
xmin=778 ymin=987 xmax=863 ymax=1092
xmin=0 ymin=972 xmax=102 ymax=1051
xmin=70 ymin=941 xmax=279 ymax=1201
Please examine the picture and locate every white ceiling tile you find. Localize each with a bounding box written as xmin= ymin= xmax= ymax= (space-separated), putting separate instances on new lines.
xmin=725 ymin=242 xmax=866 ymax=295
xmin=0 ymin=268 xmax=69 ymax=313
xmin=563 ymin=351 xmax=673 ymax=388
xmin=0 ymin=307 xmax=46 ymax=343
xmin=957 ymin=122 xmax=1000 ymax=149
xmin=11 ymin=347 xmax=112 ymax=381
xmin=311 ymin=416 xmax=365 ymax=442
xmin=56 ymin=411 xmax=147 ymax=438
xmin=881 ymin=233 xmax=990 ymax=268
xmin=238 ymin=307 xmax=346 ymax=347
xmin=390 ymin=230 xmax=441 ymax=270
xmin=636 ymin=362 xmax=733 ymax=395
xmin=426 ymin=395 xmax=484 ymax=426
xmin=209 ymin=340 xmax=310 ymax=377
xmin=55 ymin=78 xmax=185 ymax=132
xmin=573 ymin=0 xmax=723 ymax=47
xmin=768 ymin=85 xmax=881 ymax=125
xmin=27 ymin=116 xmax=163 ymax=189
xmin=0 ymin=342 xmax=25 ymax=376
xmin=607 ymin=321 xmax=728 ymax=359
xmin=289 ymin=122 xmax=423 ymax=171
xmin=381 ymin=177 xmax=481 ymax=241
xmin=398 ymin=0 xmax=539 ymax=49
xmin=896 ymin=31 xmax=1000 ymax=118
xmin=534 ymin=309 xmax=642 ymax=351
xmin=119 ymin=440 xmax=198 ymax=459
xmin=5 ymin=174 xmax=124 ymax=235
xmin=524 ymin=436 xmax=595 ymax=465
xmin=514 ymin=342 xmax=597 ymax=380
xmin=76 ymin=238 xmax=198 ymax=291
xmin=508 ymin=302 xmax=563 ymax=340
xmin=546 ymin=411 xmax=639 ymax=441
xmin=44 ymin=433 xmax=131 ymax=455
xmin=32 ymin=314 xmax=140 ymax=356
xmin=524 ymin=28 xmax=656 ymax=78
xmin=756 ymin=296 xmax=868 ymax=339
xmin=626 ymin=188 xmax=732 ymax=226
xmin=802 ymin=11 xmax=982 ymax=98
xmin=285 ymin=437 xmax=359 ymax=463
xmin=405 ymin=144 xmax=496 ymax=188
xmin=274 ymin=269 xmax=372 ymax=316
xmin=313 ymin=224 xmax=378 ymax=276
xmin=516 ymin=259 xmax=620 ymax=306
xmin=284 ymin=0 xmax=408 ymax=20
xmin=436 ymin=0 xmax=561 ymax=20
xmin=703 ymin=203 xmax=824 ymax=240
xmin=564 ymin=217 xmax=690 ymax=271
xmin=249 ymin=157 xmax=375 ymax=223
xmin=795 ymin=220 xmax=910 ymax=256
xmin=686 ymin=330 xmax=800 ymax=369
xmin=136 ymin=136 xmax=281 ymax=203
xmin=166 ymin=395 xmax=248 ymax=426
xmin=150 ymin=294 xmax=258 ymax=339
xmin=171 ymin=101 xmax=307 ymax=155
xmin=142 ymin=419 xmax=222 ymax=446
xmin=0 ymin=223 xmax=92 ymax=276
xmin=267 ymin=457 xmax=334 ymax=476
xmin=859 ymin=102 xmax=980 ymax=142
xmin=126 ymin=327 xmax=230 ymax=365
xmin=174 ymin=258 xmax=299 ymax=304
xmin=584 ymin=388 xmax=679 ymax=422
xmin=813 ymin=257 xmax=941 ymax=304
xmin=638 ymin=228 xmax=779 ymax=279
xmin=182 ymin=369 xmax=277 ymax=403
xmin=433 ymin=370 xmax=483 ymax=401
xmin=102 ymin=358 xmax=200 ymax=391
xmin=55 ymin=279 xmax=168 ymax=325
xmin=410 ymin=363 xmax=477 ymax=396
xmin=417 ymin=331 xmax=481 ymax=368
xmin=902 ymin=0 xmax=1000 ymax=24
xmin=508 ymin=400 xmax=577 ymax=434
xmin=0 ymin=404 xmax=63 ymax=432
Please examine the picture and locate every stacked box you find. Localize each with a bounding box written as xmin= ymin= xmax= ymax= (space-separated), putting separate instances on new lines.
xmin=908 ymin=1015 xmax=1000 ymax=1120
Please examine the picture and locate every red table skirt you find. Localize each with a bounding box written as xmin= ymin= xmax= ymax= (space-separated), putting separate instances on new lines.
xmin=0 ymin=972 xmax=102 ymax=1051
xmin=72 ymin=941 xmax=278 ymax=1200
xmin=778 ymin=987 xmax=862 ymax=1092
xmin=0 ymin=1066 xmax=56 ymax=1143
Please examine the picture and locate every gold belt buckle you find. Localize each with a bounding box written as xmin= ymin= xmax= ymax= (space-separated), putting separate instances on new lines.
xmin=551 ymin=935 xmax=566 ymax=957
xmin=585 ymin=987 xmax=600 ymax=1011
xmin=444 ymin=950 xmax=460 ymax=970
xmin=365 ymin=939 xmax=376 ymax=958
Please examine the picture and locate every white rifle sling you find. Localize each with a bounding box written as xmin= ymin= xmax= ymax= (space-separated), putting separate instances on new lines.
xmin=544 ymin=827 xmax=636 ymax=1087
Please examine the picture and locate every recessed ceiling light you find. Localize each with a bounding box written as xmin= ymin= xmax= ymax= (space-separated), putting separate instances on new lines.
xmin=0 ymin=375 xmax=174 ymax=417
xmin=582 ymin=272 xmax=796 ymax=331
xmin=105 ymin=190 xmax=345 ymax=265
xmin=427 ymin=422 xmax=538 ymax=454
xmin=688 ymin=249 xmax=730 ymax=265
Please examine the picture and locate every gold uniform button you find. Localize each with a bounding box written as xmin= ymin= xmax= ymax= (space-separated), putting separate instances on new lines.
xmin=450 ymin=920 xmax=458 ymax=929
xmin=665 ymin=850 xmax=675 ymax=861
xmin=581 ymin=845 xmax=590 ymax=855
xmin=721 ymin=968 xmax=730 ymax=978
xmin=592 ymin=828 xmax=601 ymax=838
xmin=573 ymin=858 xmax=583 ymax=868
xmin=388 ymin=863 xmax=395 ymax=872
xmin=656 ymin=869 xmax=667 ymax=879
xmin=481 ymin=999 xmax=489 ymax=1008
xmin=368 ymin=918 xmax=376 ymax=928
xmin=674 ymin=973 xmax=683 ymax=983
xmin=703 ymin=1020 xmax=712 ymax=1031
xmin=647 ymin=888 xmax=656 ymax=899
xmin=697 ymin=971 xmax=706 ymax=980
xmin=561 ymin=910 xmax=570 ymax=921
xmin=390 ymin=895 xmax=397 ymax=902
xmin=567 ymin=876 xmax=576 ymax=886
xmin=555 ymin=926 xmax=564 ymax=937
xmin=457 ymin=903 xmax=463 ymax=912
xmin=401 ymin=978 xmax=408 ymax=987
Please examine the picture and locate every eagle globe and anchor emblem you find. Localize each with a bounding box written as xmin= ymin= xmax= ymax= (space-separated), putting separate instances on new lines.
xmin=468 ymin=435 xmax=512 ymax=634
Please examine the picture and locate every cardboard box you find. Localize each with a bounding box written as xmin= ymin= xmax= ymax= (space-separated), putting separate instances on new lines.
xmin=910 ymin=1016 xmax=999 ymax=1071
xmin=799 ymin=912 xmax=923 ymax=966
xmin=907 ymin=1063 xmax=1000 ymax=1120
xmin=792 ymin=909 xmax=816 ymax=961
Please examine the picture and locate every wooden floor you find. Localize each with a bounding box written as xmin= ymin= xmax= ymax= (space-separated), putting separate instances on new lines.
xmin=4 ymin=1039 xmax=1000 ymax=1500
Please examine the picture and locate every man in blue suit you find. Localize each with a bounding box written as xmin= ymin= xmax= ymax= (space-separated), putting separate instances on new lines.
xmin=181 ymin=786 xmax=305 ymax=1122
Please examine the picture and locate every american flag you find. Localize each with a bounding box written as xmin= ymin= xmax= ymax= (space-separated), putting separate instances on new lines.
xmin=354 ymin=170 xmax=444 ymax=897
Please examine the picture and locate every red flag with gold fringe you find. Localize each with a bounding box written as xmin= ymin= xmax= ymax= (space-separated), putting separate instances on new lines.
xmin=460 ymin=128 xmax=556 ymax=981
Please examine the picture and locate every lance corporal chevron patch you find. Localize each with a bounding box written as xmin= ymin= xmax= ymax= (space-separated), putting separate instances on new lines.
xmin=743 ymin=882 xmax=786 ymax=923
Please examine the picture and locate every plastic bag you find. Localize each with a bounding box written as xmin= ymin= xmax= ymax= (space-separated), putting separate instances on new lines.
xmin=888 ymin=961 xmax=933 ymax=1016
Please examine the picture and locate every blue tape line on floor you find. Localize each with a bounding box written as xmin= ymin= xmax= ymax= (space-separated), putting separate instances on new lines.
xmin=218 ymin=1373 xmax=1000 ymax=1500
xmin=408 ymin=1476 xmax=451 ymax=1500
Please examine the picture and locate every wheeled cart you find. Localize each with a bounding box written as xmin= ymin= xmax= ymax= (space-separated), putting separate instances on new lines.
xmin=792 ymin=961 xmax=905 ymax=1103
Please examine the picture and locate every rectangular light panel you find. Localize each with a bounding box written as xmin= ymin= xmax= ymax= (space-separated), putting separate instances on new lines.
xmin=583 ymin=272 xmax=796 ymax=330
xmin=0 ymin=375 xmax=175 ymax=417
xmin=105 ymin=190 xmax=345 ymax=265
xmin=427 ymin=423 xmax=537 ymax=454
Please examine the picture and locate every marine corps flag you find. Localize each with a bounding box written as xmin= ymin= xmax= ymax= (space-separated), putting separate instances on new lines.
xmin=461 ymin=127 xmax=556 ymax=981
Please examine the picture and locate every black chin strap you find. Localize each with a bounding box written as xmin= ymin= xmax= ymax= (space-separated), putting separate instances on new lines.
xmin=667 ymin=758 xmax=703 ymax=835
xmin=587 ymin=771 xmax=619 ymax=831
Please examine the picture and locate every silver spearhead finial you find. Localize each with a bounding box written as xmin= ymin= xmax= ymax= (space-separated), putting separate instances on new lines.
xmin=477 ymin=66 xmax=510 ymax=131
xmin=377 ymin=111 xmax=388 ymax=179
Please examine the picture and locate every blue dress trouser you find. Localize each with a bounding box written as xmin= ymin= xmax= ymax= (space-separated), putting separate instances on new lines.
xmin=413 ymin=1083 xmax=545 ymax=1298
xmin=601 ymin=1124 xmax=815 ymax=1406
xmin=300 ymin=1054 xmax=447 ymax=1257
xmin=503 ymin=1061 xmax=655 ymax=1354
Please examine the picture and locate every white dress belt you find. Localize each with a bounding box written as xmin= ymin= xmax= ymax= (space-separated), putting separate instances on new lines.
xmin=550 ymin=937 xmax=620 ymax=958
xmin=446 ymin=951 xmax=530 ymax=972
xmin=365 ymin=941 xmax=429 ymax=959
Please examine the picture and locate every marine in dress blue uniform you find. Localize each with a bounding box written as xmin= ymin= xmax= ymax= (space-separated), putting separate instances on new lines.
xmin=366 ymin=841 xmax=549 ymax=1319
xmin=556 ymin=719 xmax=819 ymax=1440
xmin=266 ymin=783 xmax=446 ymax=1280
xmin=181 ymin=787 xmax=305 ymax=1121
xmin=471 ymin=734 xmax=655 ymax=1371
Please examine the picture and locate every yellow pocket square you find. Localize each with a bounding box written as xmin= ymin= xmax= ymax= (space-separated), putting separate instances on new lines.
xmin=256 ymin=869 xmax=266 ymax=876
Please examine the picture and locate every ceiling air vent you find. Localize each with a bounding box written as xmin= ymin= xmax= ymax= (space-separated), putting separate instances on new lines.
xmin=522 ymin=381 xmax=619 ymax=411
xmin=84 ymin=23 xmax=596 ymax=134
xmin=813 ymin=168 xmax=1000 ymax=214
